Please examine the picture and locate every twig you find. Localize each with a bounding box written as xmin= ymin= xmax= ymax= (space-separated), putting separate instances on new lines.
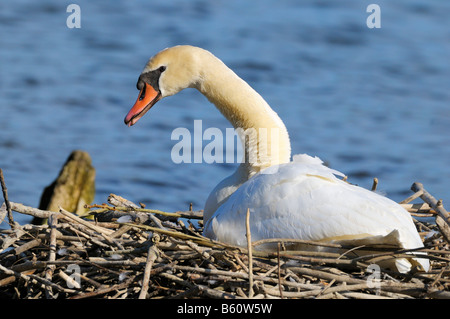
xmin=401 ymin=203 xmax=435 ymax=215
xmin=139 ymin=235 xmax=160 ymax=299
xmin=59 ymin=207 xmax=115 ymax=244
xmin=252 ymin=237 xmax=344 ymax=249
xmin=339 ymin=291 xmax=394 ymax=299
xmin=411 ymin=182 xmax=450 ymax=243
xmin=58 ymin=270 xmax=81 ymax=290
xmin=0 ymin=263 xmax=76 ymax=294
xmin=262 ymin=282 xmax=379 ymax=299
xmin=69 ymin=278 xmax=135 ymax=299
xmin=277 ymin=243 xmax=283 ymax=299
xmin=171 ymin=265 xmax=310 ymax=291
xmin=246 ymin=208 xmax=254 ymax=298
xmin=429 ymin=264 xmax=447 ymax=288
xmin=316 ymin=279 xmax=336 ymax=298
xmin=45 ymin=213 xmax=58 ymax=299
xmin=100 ymin=196 xmax=203 ymax=220
xmin=108 ymin=194 xmax=140 ymax=209
xmin=185 ymin=240 xmax=215 ymax=263
xmin=371 ymin=178 xmax=378 ymax=191
xmin=9 ymin=201 xmax=56 ymax=219
xmin=119 ymin=222 xmax=234 ymax=249
xmin=160 ymin=271 xmax=240 ymax=299
xmin=0 ymin=168 xmax=15 ymax=229
xmin=11 ymin=238 xmax=43 ymax=256
xmin=0 ymin=203 xmax=7 ymax=226
xmin=400 ymin=188 xmax=424 ymax=204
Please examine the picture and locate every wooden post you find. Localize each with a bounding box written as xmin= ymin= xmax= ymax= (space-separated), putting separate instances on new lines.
xmin=33 ymin=150 xmax=96 ymax=224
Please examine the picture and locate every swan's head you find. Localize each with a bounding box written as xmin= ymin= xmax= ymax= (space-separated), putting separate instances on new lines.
xmin=124 ymin=45 xmax=203 ymax=126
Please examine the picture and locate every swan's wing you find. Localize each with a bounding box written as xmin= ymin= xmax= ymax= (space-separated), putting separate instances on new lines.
xmin=204 ymin=155 xmax=429 ymax=272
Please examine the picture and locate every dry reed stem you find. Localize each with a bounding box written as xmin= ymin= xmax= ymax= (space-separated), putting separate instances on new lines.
xmin=246 ymin=208 xmax=254 ymax=298
xmin=0 ymin=169 xmax=15 ymax=229
xmin=45 ymin=214 xmax=58 ymax=298
xmin=138 ymin=235 xmax=160 ymax=299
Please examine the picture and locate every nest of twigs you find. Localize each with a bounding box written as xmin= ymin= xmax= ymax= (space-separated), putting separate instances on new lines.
xmin=0 ymin=182 xmax=449 ymax=299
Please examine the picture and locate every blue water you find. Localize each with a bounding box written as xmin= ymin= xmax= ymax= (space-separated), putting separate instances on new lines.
xmin=0 ymin=0 xmax=449 ymax=226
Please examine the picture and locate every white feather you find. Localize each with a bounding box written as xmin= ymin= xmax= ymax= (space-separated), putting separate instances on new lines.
xmin=204 ymin=155 xmax=429 ymax=272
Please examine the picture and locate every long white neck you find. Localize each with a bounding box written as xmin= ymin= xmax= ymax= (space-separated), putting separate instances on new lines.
xmin=193 ymin=50 xmax=292 ymax=220
xmin=195 ymin=52 xmax=291 ymax=178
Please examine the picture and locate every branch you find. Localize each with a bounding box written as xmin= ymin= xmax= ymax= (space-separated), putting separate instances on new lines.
xmin=411 ymin=182 xmax=450 ymax=243
xmin=0 ymin=169 xmax=15 ymax=229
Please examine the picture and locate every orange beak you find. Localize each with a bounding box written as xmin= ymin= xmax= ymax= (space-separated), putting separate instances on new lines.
xmin=124 ymin=83 xmax=161 ymax=127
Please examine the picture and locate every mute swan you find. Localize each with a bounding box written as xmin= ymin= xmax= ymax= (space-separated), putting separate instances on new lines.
xmin=124 ymin=45 xmax=429 ymax=273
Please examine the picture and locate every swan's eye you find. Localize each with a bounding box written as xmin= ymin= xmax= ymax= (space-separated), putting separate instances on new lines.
xmin=158 ymin=65 xmax=166 ymax=73
xmin=139 ymin=83 xmax=147 ymax=101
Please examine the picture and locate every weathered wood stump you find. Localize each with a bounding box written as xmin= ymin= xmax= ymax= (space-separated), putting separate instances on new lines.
xmin=33 ymin=150 xmax=95 ymax=224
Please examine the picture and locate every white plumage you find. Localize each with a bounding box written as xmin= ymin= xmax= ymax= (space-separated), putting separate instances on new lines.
xmin=204 ymin=154 xmax=429 ymax=273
